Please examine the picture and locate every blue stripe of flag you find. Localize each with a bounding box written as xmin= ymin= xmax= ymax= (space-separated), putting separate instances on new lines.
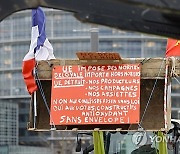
xmin=32 ymin=7 xmax=46 ymax=53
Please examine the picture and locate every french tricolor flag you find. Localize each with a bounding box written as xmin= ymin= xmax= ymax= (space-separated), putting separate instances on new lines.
xmin=22 ymin=7 xmax=55 ymax=95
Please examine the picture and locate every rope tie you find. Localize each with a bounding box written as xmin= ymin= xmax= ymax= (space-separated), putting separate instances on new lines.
xmin=169 ymin=57 xmax=178 ymax=77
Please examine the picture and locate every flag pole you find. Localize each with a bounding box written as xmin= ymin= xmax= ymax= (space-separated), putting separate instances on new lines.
xmin=33 ymin=90 xmax=37 ymax=129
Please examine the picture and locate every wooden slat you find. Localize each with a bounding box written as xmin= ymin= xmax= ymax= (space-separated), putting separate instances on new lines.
xmin=36 ymin=58 xmax=173 ymax=80
xmin=76 ymin=52 xmax=121 ymax=60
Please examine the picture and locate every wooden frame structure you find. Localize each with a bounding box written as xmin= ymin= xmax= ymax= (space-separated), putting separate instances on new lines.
xmin=28 ymin=56 xmax=180 ymax=131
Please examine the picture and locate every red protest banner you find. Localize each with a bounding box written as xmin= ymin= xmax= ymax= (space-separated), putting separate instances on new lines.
xmin=50 ymin=64 xmax=140 ymax=125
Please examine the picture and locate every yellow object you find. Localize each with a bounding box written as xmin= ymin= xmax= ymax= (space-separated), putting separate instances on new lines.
xmin=93 ymin=131 xmax=105 ymax=154
xmin=158 ymin=131 xmax=168 ymax=154
xmin=175 ymin=40 xmax=180 ymax=46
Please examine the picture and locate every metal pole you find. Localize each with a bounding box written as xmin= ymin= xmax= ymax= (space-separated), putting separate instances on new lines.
xmin=90 ymin=24 xmax=99 ymax=51
xmin=51 ymin=131 xmax=55 ymax=154
xmin=141 ymin=34 xmax=145 ymax=58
